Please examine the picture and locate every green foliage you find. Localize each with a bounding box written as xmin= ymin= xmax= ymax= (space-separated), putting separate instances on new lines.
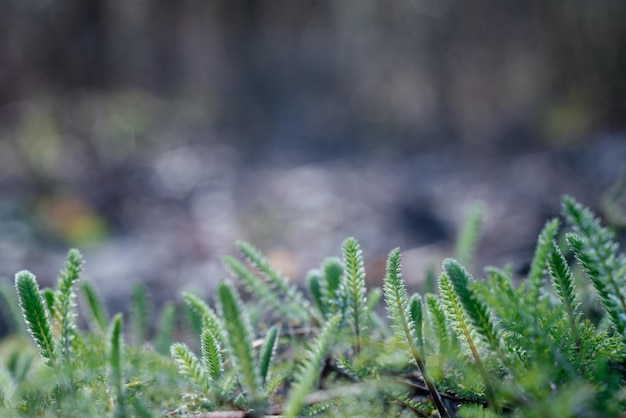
xmin=200 ymin=326 xmax=223 ymax=381
xmin=283 ymin=315 xmax=341 ymax=418
xmin=383 ymin=248 xmax=450 ymax=417
xmin=130 ymin=282 xmax=151 ymax=345
xmin=182 ymin=291 xmax=223 ymax=348
xmin=0 ymin=282 xmax=27 ymax=335
xmin=455 ymin=203 xmax=483 ymax=267
xmin=107 ymin=313 xmax=125 ymax=418
xmin=5 ymin=196 xmax=626 ymax=417
xmin=230 ymin=241 xmax=317 ymax=324
xmin=258 ymin=325 xmax=279 ymax=386
xmin=409 ymin=293 xmax=424 ymax=355
xmin=55 ymin=249 xmax=83 ymax=362
xmin=547 ymin=240 xmax=581 ymax=348
xmin=563 ymin=195 xmax=626 ymax=340
xmin=153 ymin=302 xmax=176 ymax=355
xmin=216 ymin=280 xmax=262 ymax=406
xmin=15 ymin=271 xmax=57 ymax=367
xmin=171 ymin=342 xmax=209 ymax=392
xmin=80 ymin=279 xmax=109 ymax=333
xmin=527 ymin=218 xmax=560 ymax=299
xmin=307 ymin=257 xmax=344 ymax=321
xmin=341 ymin=237 xmax=368 ymax=355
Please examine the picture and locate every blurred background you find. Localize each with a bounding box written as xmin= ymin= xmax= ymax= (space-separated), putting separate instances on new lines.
xmin=1 ymin=1 xmax=626 ymax=315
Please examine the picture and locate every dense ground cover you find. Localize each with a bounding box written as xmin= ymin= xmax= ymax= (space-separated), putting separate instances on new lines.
xmin=1 ymin=196 xmax=626 ymax=417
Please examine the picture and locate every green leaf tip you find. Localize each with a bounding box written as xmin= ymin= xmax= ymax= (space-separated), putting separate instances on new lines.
xmin=81 ymin=280 xmax=109 ymax=333
xmin=200 ymin=328 xmax=223 ymax=381
xmin=341 ymin=237 xmax=368 ymax=355
xmin=108 ymin=313 xmax=124 ymax=402
xmin=259 ymin=325 xmax=279 ymax=386
xmin=217 ymin=280 xmax=262 ymax=403
xmin=15 ymin=270 xmax=57 ymax=367
xmin=283 ymin=314 xmax=341 ymax=418
xmin=528 ymin=218 xmax=560 ymax=298
xmin=455 ymin=203 xmax=483 ymax=267
xmin=383 ymin=249 xmax=450 ymax=417
xmin=56 ymin=248 xmax=84 ymax=360
xmin=548 ymin=240 xmax=581 ymax=345
xmin=562 ymin=195 xmax=626 ymax=340
xmin=171 ymin=342 xmax=209 ymax=392
xmin=440 ymin=259 xmax=501 ymax=413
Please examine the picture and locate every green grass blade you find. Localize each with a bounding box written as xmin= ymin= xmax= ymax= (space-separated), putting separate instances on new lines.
xmin=15 ymin=271 xmax=56 ymax=367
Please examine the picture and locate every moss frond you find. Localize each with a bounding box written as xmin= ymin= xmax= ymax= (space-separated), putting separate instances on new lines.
xmin=80 ymin=280 xmax=109 ymax=334
xmin=283 ymin=315 xmax=341 ymax=418
xmin=55 ymin=249 xmax=84 ymax=360
xmin=309 ymin=257 xmax=344 ymax=320
xmin=562 ymin=196 xmax=626 ymax=316
xmin=307 ymin=270 xmax=325 ymax=317
xmin=409 ymin=294 xmax=424 ymax=356
xmin=439 ymin=268 xmax=499 ymax=413
xmin=341 ymin=237 xmax=368 ymax=355
xmin=0 ymin=282 xmax=27 ymax=336
xmin=455 ymin=203 xmax=483 ymax=267
xmin=321 ymin=257 xmax=343 ymax=300
xmin=15 ymin=270 xmax=57 ymax=367
xmin=107 ymin=313 xmax=125 ymax=418
xmin=425 ymin=293 xmax=452 ymax=378
xmin=0 ymin=360 xmax=15 ymax=408
xmin=259 ymin=325 xmax=279 ymax=387
xmin=170 ymin=343 xmax=209 ymax=392
xmin=236 ymin=241 xmax=316 ymax=323
xmin=200 ymin=328 xmax=223 ymax=381
xmin=224 ymin=255 xmax=309 ymax=324
xmin=547 ymin=240 xmax=581 ymax=348
xmin=443 ymin=259 xmax=504 ymax=362
xmin=216 ymin=280 xmax=261 ymax=404
xmin=153 ymin=302 xmax=176 ymax=355
xmin=182 ymin=291 xmax=224 ymax=347
xmin=383 ymin=248 xmax=449 ymax=417
xmin=130 ymin=282 xmax=151 ymax=345
xmin=527 ymin=218 xmax=560 ymax=299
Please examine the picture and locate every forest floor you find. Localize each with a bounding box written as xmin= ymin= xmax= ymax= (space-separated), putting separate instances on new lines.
xmin=0 ymin=135 xmax=625 ymax=319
